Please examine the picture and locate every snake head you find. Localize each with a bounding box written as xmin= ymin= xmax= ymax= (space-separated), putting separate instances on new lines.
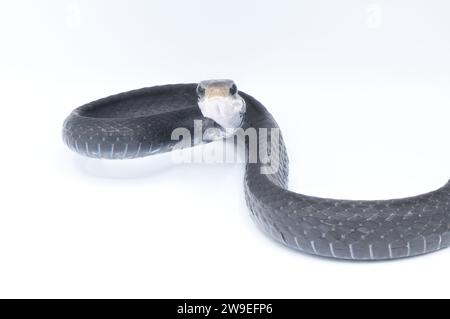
xmin=197 ymin=79 xmax=246 ymax=129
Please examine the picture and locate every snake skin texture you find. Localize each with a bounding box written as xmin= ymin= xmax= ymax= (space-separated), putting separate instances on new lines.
xmin=63 ymin=83 xmax=450 ymax=260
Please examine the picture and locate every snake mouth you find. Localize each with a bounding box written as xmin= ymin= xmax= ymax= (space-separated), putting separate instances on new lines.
xmin=197 ymin=79 xmax=246 ymax=129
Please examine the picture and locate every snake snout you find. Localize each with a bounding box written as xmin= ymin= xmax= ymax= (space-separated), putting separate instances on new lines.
xmin=197 ymin=79 xmax=246 ymax=129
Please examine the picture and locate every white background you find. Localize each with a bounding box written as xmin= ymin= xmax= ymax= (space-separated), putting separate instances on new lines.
xmin=1 ymin=0 xmax=450 ymax=298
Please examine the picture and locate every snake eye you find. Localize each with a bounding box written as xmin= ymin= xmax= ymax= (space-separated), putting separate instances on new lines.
xmin=229 ymin=84 xmax=238 ymax=96
xmin=196 ymin=85 xmax=206 ymax=97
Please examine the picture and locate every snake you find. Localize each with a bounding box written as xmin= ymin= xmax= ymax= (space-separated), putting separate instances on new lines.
xmin=62 ymin=80 xmax=450 ymax=260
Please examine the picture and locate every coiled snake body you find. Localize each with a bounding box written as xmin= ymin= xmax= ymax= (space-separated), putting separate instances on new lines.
xmin=63 ymin=80 xmax=450 ymax=260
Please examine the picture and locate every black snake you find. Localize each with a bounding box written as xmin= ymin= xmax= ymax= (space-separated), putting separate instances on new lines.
xmin=62 ymin=80 xmax=450 ymax=260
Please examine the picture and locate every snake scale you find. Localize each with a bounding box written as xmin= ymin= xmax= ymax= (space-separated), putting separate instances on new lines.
xmin=63 ymin=81 xmax=450 ymax=260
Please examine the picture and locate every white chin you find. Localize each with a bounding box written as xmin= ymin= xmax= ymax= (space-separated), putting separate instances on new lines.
xmin=198 ymin=97 xmax=244 ymax=129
